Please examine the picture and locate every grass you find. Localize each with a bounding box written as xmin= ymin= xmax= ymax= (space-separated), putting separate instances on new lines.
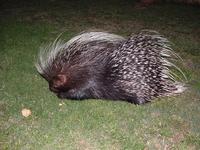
xmin=0 ymin=0 xmax=200 ymax=149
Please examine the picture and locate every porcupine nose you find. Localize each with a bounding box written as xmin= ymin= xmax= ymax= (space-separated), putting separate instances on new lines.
xmin=49 ymin=84 xmax=59 ymax=93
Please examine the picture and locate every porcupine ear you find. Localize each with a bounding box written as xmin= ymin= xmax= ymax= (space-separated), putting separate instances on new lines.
xmin=52 ymin=74 xmax=67 ymax=88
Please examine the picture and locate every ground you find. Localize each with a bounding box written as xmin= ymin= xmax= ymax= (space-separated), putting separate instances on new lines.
xmin=0 ymin=0 xmax=200 ymax=149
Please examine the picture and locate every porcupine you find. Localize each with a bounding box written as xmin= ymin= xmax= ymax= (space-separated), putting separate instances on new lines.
xmin=35 ymin=30 xmax=186 ymax=104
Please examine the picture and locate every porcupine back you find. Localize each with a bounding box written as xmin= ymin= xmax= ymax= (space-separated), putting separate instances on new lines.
xmin=108 ymin=30 xmax=186 ymax=104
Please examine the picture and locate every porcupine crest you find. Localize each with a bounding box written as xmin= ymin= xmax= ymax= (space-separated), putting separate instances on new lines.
xmin=35 ymin=30 xmax=186 ymax=104
xmin=35 ymin=31 xmax=125 ymax=79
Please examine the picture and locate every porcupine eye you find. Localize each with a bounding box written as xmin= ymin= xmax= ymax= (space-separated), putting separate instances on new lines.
xmin=49 ymin=74 xmax=67 ymax=93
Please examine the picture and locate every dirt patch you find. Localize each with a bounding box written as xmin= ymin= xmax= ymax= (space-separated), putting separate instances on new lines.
xmin=77 ymin=139 xmax=93 ymax=150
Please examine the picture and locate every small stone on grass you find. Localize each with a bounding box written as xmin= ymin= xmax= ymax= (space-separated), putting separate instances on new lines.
xmin=21 ymin=108 xmax=31 ymax=117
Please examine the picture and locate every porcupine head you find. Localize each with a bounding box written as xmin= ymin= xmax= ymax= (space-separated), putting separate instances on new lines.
xmin=35 ymin=31 xmax=186 ymax=104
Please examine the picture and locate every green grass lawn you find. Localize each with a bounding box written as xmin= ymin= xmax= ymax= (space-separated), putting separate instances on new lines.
xmin=1 ymin=0 xmax=200 ymax=149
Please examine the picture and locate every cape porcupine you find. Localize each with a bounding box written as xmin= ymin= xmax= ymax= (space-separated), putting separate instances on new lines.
xmin=35 ymin=30 xmax=186 ymax=104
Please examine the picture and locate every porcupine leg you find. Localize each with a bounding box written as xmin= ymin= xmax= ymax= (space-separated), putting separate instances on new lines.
xmin=57 ymin=89 xmax=88 ymax=100
xmin=123 ymin=93 xmax=147 ymax=104
xmin=135 ymin=97 xmax=147 ymax=105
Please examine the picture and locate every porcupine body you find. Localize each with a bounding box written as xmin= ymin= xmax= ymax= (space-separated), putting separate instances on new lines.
xmin=35 ymin=31 xmax=186 ymax=104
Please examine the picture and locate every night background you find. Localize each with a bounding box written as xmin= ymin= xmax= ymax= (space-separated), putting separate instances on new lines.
xmin=0 ymin=0 xmax=200 ymax=149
